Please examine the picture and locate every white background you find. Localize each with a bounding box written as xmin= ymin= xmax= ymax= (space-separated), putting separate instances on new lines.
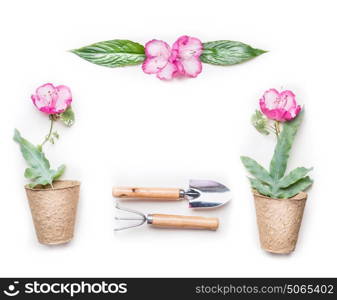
xmin=0 ymin=0 xmax=336 ymax=277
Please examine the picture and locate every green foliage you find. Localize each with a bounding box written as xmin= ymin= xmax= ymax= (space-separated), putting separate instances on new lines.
xmin=249 ymin=178 xmax=273 ymax=197
xmin=71 ymin=40 xmax=146 ymax=68
xmin=278 ymin=167 xmax=313 ymax=188
xmin=276 ymin=176 xmax=313 ymax=199
xmin=200 ymin=40 xmax=267 ymax=65
xmin=241 ymin=111 xmax=313 ymax=199
xmin=251 ymin=110 xmax=269 ymax=135
xmin=241 ymin=156 xmax=273 ymax=185
xmin=269 ymin=111 xmax=303 ymax=180
xmin=13 ymin=129 xmax=66 ymax=188
xmin=60 ymin=107 xmax=75 ymax=127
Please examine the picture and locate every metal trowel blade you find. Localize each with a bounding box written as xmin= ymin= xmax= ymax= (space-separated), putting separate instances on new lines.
xmin=186 ymin=179 xmax=232 ymax=208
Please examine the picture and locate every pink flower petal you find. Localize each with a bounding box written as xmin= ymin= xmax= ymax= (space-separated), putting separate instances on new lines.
xmin=172 ymin=35 xmax=203 ymax=59
xmin=38 ymin=106 xmax=57 ymax=114
xmin=279 ymin=90 xmax=301 ymax=118
xmin=279 ymin=90 xmax=296 ymax=109
xmin=177 ymin=57 xmax=202 ymax=77
xmin=157 ymin=62 xmax=178 ymax=80
xmin=142 ymin=57 xmax=169 ymax=74
xmin=144 ymin=39 xmax=171 ymax=59
xmin=32 ymin=83 xmax=58 ymax=113
xmin=54 ymin=85 xmax=72 ymax=113
xmin=261 ymin=88 xmax=280 ymax=110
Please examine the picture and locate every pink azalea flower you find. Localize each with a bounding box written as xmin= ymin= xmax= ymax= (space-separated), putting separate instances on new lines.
xmin=259 ymin=89 xmax=301 ymax=122
xmin=142 ymin=40 xmax=178 ymax=80
xmin=142 ymin=35 xmax=203 ymax=80
xmin=31 ymin=83 xmax=72 ymax=114
xmin=172 ymin=35 xmax=203 ymax=78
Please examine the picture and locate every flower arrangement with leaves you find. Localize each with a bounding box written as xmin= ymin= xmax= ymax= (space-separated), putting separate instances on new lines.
xmin=241 ymin=89 xmax=313 ymax=199
xmin=71 ymin=35 xmax=266 ymax=80
xmin=14 ymin=83 xmax=75 ymax=188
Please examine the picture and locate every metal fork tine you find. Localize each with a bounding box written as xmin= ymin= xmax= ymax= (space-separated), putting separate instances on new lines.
xmin=115 ymin=217 xmax=144 ymax=221
xmin=114 ymin=204 xmax=147 ymax=231
xmin=114 ymin=222 xmax=145 ymax=232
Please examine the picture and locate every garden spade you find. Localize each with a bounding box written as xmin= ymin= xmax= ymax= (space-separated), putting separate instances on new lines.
xmin=112 ymin=180 xmax=231 ymax=208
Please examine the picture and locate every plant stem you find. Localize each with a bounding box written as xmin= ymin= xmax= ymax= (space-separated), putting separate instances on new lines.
xmin=41 ymin=117 xmax=54 ymax=148
xmin=268 ymin=125 xmax=277 ymax=133
xmin=274 ymin=121 xmax=281 ymax=137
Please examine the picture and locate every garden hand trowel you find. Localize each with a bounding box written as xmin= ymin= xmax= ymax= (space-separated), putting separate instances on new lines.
xmin=112 ymin=180 xmax=231 ymax=208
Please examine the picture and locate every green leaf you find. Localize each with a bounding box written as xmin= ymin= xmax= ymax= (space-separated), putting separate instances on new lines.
xmin=279 ymin=167 xmax=313 ymax=188
xmin=241 ymin=156 xmax=273 ymax=185
xmin=251 ymin=110 xmax=269 ymax=135
xmin=60 ymin=107 xmax=75 ymax=127
xmin=24 ymin=167 xmax=40 ymax=180
xmin=13 ymin=129 xmax=65 ymax=188
xmin=14 ymin=129 xmax=52 ymax=183
xmin=269 ymin=111 xmax=304 ymax=180
xmin=71 ymin=39 xmax=146 ymax=68
xmin=249 ymin=178 xmax=273 ymax=197
xmin=51 ymin=164 xmax=66 ymax=181
xmin=276 ymin=176 xmax=313 ymax=198
xmin=200 ymin=40 xmax=267 ymax=65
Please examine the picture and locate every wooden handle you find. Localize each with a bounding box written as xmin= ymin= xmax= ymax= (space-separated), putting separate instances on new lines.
xmin=112 ymin=187 xmax=181 ymax=200
xmin=149 ymin=214 xmax=219 ymax=231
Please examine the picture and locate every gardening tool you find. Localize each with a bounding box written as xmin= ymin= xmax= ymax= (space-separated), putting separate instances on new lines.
xmin=114 ymin=204 xmax=219 ymax=231
xmin=112 ymin=180 xmax=231 ymax=208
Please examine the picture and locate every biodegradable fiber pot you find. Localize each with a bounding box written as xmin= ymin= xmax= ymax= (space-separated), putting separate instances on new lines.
xmin=25 ymin=180 xmax=80 ymax=245
xmin=253 ymin=190 xmax=307 ymax=254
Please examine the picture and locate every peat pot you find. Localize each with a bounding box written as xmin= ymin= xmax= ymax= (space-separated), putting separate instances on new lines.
xmin=253 ymin=190 xmax=307 ymax=254
xmin=25 ymin=180 xmax=80 ymax=245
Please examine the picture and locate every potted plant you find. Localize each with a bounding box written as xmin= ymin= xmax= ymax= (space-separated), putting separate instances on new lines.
xmin=241 ymin=88 xmax=313 ymax=254
xmin=14 ymin=83 xmax=80 ymax=245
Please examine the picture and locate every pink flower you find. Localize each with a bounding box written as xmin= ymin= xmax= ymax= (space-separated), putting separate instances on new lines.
xmin=259 ymin=89 xmax=301 ymax=122
xmin=142 ymin=40 xmax=178 ymax=80
xmin=172 ymin=36 xmax=203 ymax=78
xmin=142 ymin=35 xmax=203 ymax=80
xmin=31 ymin=83 xmax=72 ymax=114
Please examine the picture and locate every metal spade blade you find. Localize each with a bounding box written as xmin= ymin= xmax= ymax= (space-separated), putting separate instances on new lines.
xmin=184 ymin=180 xmax=231 ymax=208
